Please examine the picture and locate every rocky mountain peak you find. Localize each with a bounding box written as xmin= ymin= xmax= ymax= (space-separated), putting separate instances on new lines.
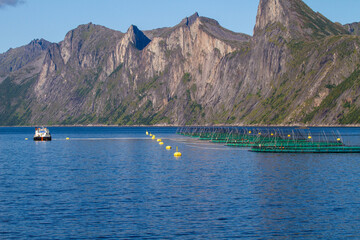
xmin=254 ymin=0 xmax=288 ymax=32
xmin=28 ymin=38 xmax=51 ymax=50
xmin=254 ymin=0 xmax=347 ymax=39
xmin=0 ymin=38 xmax=51 ymax=78
xmin=178 ymin=12 xmax=200 ymax=27
xmin=186 ymin=12 xmax=199 ymax=26
xmin=125 ymin=25 xmax=151 ymax=50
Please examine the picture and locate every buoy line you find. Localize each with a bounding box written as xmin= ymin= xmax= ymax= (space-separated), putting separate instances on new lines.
xmin=52 ymin=137 xmax=152 ymax=141
xmin=148 ymin=131 xmax=181 ymax=157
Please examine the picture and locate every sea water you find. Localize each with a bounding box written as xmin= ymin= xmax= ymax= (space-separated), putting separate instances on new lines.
xmin=0 ymin=127 xmax=359 ymax=239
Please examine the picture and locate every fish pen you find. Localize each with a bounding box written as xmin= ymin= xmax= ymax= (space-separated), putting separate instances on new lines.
xmin=225 ymin=128 xmax=271 ymax=147
xmin=177 ymin=126 xmax=205 ymax=138
xmin=176 ymin=126 xmax=360 ymax=153
xmin=250 ymin=129 xmax=360 ymax=153
xmin=176 ymin=126 xmax=233 ymax=141
xmin=177 ymin=126 xmax=273 ymax=145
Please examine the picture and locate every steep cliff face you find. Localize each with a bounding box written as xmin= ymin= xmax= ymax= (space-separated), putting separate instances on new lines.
xmin=1 ymin=0 xmax=360 ymax=126
xmin=22 ymin=12 xmax=252 ymax=125
xmin=239 ymin=0 xmax=359 ymax=125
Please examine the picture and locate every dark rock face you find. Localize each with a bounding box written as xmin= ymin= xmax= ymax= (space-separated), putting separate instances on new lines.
xmin=127 ymin=25 xmax=151 ymax=50
xmin=1 ymin=0 xmax=360 ymax=126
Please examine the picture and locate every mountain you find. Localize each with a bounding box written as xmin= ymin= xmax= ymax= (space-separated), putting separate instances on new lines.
xmin=1 ymin=0 xmax=360 ymax=126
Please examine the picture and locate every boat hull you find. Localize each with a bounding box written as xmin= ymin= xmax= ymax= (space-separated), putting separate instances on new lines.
xmin=33 ymin=136 xmax=52 ymax=141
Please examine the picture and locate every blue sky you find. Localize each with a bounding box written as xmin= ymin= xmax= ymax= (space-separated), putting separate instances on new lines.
xmin=0 ymin=0 xmax=359 ymax=53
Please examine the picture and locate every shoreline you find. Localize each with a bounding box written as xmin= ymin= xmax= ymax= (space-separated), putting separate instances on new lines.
xmin=2 ymin=124 xmax=360 ymax=128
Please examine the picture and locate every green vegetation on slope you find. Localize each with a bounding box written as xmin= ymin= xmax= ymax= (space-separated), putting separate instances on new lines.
xmin=0 ymin=76 xmax=36 ymax=125
xmin=304 ymin=68 xmax=360 ymax=123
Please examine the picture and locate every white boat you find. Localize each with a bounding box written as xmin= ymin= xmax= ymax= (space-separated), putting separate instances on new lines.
xmin=33 ymin=127 xmax=51 ymax=141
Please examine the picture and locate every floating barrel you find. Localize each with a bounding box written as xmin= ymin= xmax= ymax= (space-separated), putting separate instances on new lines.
xmin=174 ymin=147 xmax=182 ymax=157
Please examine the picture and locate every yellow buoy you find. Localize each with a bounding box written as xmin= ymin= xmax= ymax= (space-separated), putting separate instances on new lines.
xmin=288 ymin=134 xmax=291 ymax=137
xmin=66 ymin=137 xmax=70 ymax=140
xmin=25 ymin=138 xmax=28 ymax=140
xmin=157 ymin=139 xmax=162 ymax=142
xmin=337 ymin=138 xmax=341 ymax=141
xmin=146 ymin=131 xmax=149 ymax=135
xmin=174 ymin=147 xmax=182 ymax=157
xmin=249 ymin=131 xmax=252 ymax=134
xmin=152 ymin=135 xmax=155 ymax=139
xmin=166 ymin=146 xmax=172 ymax=150
xmin=308 ymin=136 xmax=312 ymax=139
xmin=150 ymin=134 xmax=153 ymax=137
xmin=271 ymin=133 xmax=274 ymax=136
xmin=159 ymin=142 xmax=164 ymax=145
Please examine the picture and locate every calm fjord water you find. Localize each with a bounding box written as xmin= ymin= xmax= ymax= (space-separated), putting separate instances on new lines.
xmin=0 ymin=127 xmax=360 ymax=239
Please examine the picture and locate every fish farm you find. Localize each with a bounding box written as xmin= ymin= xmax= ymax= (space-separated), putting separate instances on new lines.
xmin=176 ymin=126 xmax=360 ymax=153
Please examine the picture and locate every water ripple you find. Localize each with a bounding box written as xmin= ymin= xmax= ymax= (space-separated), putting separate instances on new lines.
xmin=0 ymin=127 xmax=360 ymax=239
